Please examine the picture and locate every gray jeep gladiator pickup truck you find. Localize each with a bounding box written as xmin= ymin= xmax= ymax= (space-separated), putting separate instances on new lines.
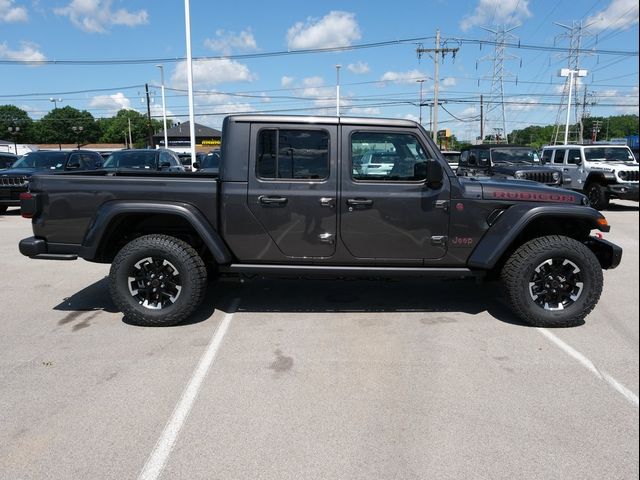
xmin=19 ymin=115 xmax=622 ymax=328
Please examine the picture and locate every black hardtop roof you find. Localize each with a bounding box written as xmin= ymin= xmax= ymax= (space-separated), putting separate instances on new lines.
xmin=224 ymin=114 xmax=418 ymax=128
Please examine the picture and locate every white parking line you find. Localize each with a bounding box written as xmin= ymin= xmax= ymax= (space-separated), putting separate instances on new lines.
xmin=537 ymin=328 xmax=639 ymax=408
xmin=138 ymin=299 xmax=240 ymax=480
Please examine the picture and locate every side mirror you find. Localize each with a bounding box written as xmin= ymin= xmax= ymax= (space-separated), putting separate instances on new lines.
xmin=193 ymin=162 xmax=200 ymax=170
xmin=66 ymin=161 xmax=80 ymax=170
xmin=426 ymin=159 xmax=443 ymax=189
xmin=159 ymin=161 xmax=171 ymax=170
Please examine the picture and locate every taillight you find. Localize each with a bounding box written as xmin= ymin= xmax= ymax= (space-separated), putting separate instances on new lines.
xmin=20 ymin=192 xmax=37 ymax=219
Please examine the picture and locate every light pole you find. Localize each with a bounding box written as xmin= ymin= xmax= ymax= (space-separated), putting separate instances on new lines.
xmin=156 ymin=64 xmax=169 ymax=150
xmin=49 ymin=98 xmax=63 ymax=150
xmin=71 ymin=126 xmax=84 ymax=149
xmin=335 ymin=64 xmax=341 ymax=116
xmin=416 ymin=79 xmax=425 ymax=125
xmin=183 ymin=0 xmax=197 ymax=165
xmin=49 ymin=97 xmax=62 ymax=110
xmin=7 ymin=126 xmax=20 ymax=154
xmin=559 ymin=68 xmax=588 ymax=145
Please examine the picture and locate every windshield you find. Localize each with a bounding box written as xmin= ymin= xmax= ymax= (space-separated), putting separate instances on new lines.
xmin=103 ymin=151 xmax=158 ymax=169
xmin=442 ymin=152 xmax=460 ymax=164
xmin=491 ymin=148 xmax=540 ymax=164
xmin=11 ymin=151 xmax=67 ymax=170
xmin=584 ymin=147 xmax=635 ymax=162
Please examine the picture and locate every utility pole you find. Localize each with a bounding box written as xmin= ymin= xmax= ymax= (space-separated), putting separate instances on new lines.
xmin=417 ymin=79 xmax=425 ymax=125
xmin=416 ymin=30 xmax=459 ymax=142
xmin=479 ymin=94 xmax=484 ymax=143
xmin=145 ymin=83 xmax=153 ymax=148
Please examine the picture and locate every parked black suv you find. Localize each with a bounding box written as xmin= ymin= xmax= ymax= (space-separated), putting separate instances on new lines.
xmin=0 ymin=152 xmax=18 ymax=170
xmin=0 ymin=150 xmax=103 ymax=214
xmin=457 ymin=144 xmax=562 ymax=187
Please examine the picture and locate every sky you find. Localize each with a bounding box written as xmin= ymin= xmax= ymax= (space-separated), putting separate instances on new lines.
xmin=0 ymin=0 xmax=638 ymax=142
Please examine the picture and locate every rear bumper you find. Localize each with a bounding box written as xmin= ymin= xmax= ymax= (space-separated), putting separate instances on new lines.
xmin=19 ymin=236 xmax=78 ymax=260
xmin=585 ymin=236 xmax=622 ymax=270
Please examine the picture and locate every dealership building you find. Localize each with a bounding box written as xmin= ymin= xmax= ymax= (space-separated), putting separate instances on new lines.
xmin=153 ymin=122 xmax=221 ymax=152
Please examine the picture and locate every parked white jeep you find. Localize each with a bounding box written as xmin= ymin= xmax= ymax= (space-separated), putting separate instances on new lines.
xmin=541 ymin=144 xmax=639 ymax=210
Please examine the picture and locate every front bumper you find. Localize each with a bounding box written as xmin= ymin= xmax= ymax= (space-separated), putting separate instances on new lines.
xmin=606 ymin=183 xmax=639 ymax=201
xmin=0 ymin=187 xmax=25 ymax=206
xmin=585 ymin=236 xmax=622 ymax=270
xmin=19 ymin=236 xmax=79 ymax=260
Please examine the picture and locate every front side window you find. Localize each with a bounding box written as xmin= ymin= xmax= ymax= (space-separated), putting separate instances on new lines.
xmin=567 ymin=149 xmax=582 ymax=165
xmin=351 ymin=132 xmax=427 ymax=182
xmin=257 ymin=129 xmax=329 ymax=180
xmin=541 ymin=149 xmax=553 ymax=164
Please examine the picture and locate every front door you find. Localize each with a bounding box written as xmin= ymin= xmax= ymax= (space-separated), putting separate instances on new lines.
xmin=248 ymin=124 xmax=338 ymax=258
xmin=339 ymin=127 xmax=450 ymax=262
xmin=562 ymin=148 xmax=583 ymax=190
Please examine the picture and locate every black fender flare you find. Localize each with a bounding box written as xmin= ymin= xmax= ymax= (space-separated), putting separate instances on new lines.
xmin=467 ymin=204 xmax=609 ymax=270
xmin=78 ymin=200 xmax=233 ymax=264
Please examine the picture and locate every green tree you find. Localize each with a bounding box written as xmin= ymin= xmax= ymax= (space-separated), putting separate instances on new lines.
xmin=0 ymin=105 xmax=34 ymax=143
xmin=97 ymin=109 xmax=169 ymax=148
xmin=33 ymin=106 xmax=100 ymax=145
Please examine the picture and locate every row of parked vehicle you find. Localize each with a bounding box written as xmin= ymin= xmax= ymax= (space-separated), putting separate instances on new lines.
xmin=439 ymin=143 xmax=638 ymax=210
xmin=0 ymin=148 xmax=221 ymax=214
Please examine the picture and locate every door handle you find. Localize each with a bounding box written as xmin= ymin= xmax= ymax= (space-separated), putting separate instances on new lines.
xmin=563 ymin=168 xmax=570 ymax=172
xmin=320 ymin=197 xmax=335 ymax=208
xmin=346 ymin=198 xmax=373 ymax=207
xmin=258 ymin=195 xmax=288 ymax=206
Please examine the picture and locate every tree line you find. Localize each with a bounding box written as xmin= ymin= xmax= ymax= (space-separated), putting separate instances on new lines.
xmin=0 ymin=105 xmax=170 ymax=148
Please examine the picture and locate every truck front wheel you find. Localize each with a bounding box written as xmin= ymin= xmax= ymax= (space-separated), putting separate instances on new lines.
xmin=501 ymin=235 xmax=603 ymax=327
xmin=109 ymin=234 xmax=207 ymax=326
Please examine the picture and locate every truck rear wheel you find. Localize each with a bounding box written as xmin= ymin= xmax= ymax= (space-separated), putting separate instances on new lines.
xmin=586 ymin=182 xmax=610 ymax=210
xmin=501 ymin=235 xmax=603 ymax=327
xmin=109 ymin=234 xmax=207 ymax=326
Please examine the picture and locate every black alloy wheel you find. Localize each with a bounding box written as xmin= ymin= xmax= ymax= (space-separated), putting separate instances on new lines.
xmin=109 ymin=234 xmax=207 ymax=326
xmin=502 ymin=235 xmax=603 ymax=327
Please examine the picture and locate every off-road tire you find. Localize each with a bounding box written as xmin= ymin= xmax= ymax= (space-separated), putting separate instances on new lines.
xmin=0 ymin=206 xmax=8 ymax=214
xmin=109 ymin=234 xmax=207 ymax=326
xmin=586 ymin=182 xmax=610 ymax=210
xmin=502 ymin=235 xmax=603 ymax=327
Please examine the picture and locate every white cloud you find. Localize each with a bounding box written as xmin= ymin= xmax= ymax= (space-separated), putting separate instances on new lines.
xmin=380 ymin=69 xmax=428 ymax=85
xmin=460 ymin=0 xmax=531 ymax=31
xmin=441 ymin=77 xmax=457 ymax=88
xmin=347 ymin=61 xmax=369 ymax=74
xmin=281 ymin=75 xmax=295 ymax=87
xmin=54 ymin=0 xmax=148 ymax=33
xmin=0 ymin=41 xmax=46 ymax=64
xmin=586 ymin=0 xmax=639 ymax=32
xmin=348 ymin=107 xmax=381 ymax=116
xmin=204 ymin=28 xmax=257 ymax=55
xmin=88 ymin=92 xmax=131 ymax=115
xmin=171 ymin=58 xmax=256 ymax=89
xmin=403 ymin=113 xmax=420 ymax=122
xmin=287 ymin=11 xmax=361 ymax=49
xmin=506 ymin=96 xmax=539 ymax=112
xmin=0 ymin=0 xmax=27 ymax=22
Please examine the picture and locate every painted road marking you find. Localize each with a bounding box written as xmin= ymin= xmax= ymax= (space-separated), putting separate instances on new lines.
xmin=138 ymin=299 xmax=240 ymax=480
xmin=538 ymin=328 xmax=639 ymax=408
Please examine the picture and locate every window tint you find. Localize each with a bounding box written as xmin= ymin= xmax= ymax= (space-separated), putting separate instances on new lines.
xmin=567 ymin=149 xmax=582 ymax=164
xmin=351 ymin=132 xmax=427 ymax=182
xmin=459 ymin=150 xmax=469 ymax=165
xmin=552 ymin=150 xmax=565 ymax=164
xmin=541 ymin=149 xmax=553 ymax=164
xmin=257 ymin=129 xmax=329 ymax=180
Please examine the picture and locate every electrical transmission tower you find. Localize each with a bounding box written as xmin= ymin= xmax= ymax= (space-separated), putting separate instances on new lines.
xmin=478 ymin=25 xmax=519 ymax=144
xmin=551 ymin=21 xmax=594 ymax=145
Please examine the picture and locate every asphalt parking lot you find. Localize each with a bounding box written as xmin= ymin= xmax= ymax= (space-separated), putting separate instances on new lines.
xmin=0 ymin=202 xmax=638 ymax=480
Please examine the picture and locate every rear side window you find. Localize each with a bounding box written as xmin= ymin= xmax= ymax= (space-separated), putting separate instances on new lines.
xmin=552 ymin=150 xmax=565 ymax=164
xmin=257 ymin=129 xmax=329 ymax=180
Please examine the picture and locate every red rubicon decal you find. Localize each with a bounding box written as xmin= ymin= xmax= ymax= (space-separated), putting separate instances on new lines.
xmin=492 ymin=191 xmax=576 ymax=203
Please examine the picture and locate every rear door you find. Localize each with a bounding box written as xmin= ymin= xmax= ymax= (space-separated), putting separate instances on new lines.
xmin=339 ymin=126 xmax=450 ymax=262
xmin=247 ymin=124 xmax=338 ymax=258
